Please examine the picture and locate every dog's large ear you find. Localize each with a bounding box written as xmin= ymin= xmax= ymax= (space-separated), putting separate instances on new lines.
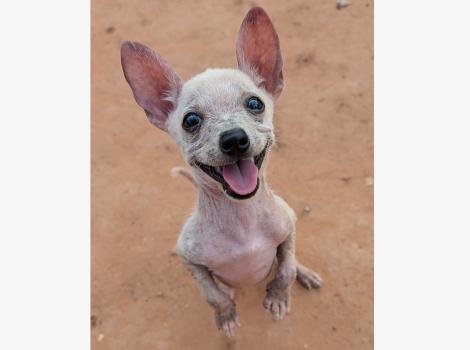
xmin=121 ymin=41 xmax=182 ymax=131
xmin=236 ymin=7 xmax=283 ymax=98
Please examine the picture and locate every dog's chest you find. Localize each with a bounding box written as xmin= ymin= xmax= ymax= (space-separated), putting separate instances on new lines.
xmin=196 ymin=207 xmax=292 ymax=287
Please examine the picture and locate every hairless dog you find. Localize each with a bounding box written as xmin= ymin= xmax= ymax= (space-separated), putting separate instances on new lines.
xmin=121 ymin=6 xmax=322 ymax=337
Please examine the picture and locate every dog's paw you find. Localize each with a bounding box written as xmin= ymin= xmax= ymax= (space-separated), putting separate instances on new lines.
xmin=263 ymin=288 xmax=291 ymax=320
xmin=214 ymin=301 xmax=240 ymax=337
xmin=296 ymin=264 xmax=322 ymax=290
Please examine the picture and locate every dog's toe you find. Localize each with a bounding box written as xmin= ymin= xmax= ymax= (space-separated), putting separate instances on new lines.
xmin=214 ymin=301 xmax=239 ymax=337
xmin=263 ymin=292 xmax=290 ymax=320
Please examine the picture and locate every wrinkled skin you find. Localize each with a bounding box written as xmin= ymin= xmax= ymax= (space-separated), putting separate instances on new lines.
xmin=175 ymin=178 xmax=322 ymax=336
xmin=121 ymin=6 xmax=322 ymax=337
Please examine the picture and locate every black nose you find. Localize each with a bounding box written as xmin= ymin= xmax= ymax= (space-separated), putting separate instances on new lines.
xmin=219 ymin=128 xmax=250 ymax=157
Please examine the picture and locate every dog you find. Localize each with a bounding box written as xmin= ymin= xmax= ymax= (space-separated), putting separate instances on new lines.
xmin=121 ymin=6 xmax=322 ymax=337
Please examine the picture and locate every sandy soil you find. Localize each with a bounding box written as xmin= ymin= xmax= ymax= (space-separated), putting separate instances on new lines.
xmin=91 ymin=0 xmax=373 ymax=349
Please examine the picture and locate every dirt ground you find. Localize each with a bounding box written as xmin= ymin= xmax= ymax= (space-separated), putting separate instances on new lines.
xmin=91 ymin=0 xmax=373 ymax=349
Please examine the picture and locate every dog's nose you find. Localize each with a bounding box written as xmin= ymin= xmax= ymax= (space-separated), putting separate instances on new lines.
xmin=219 ymin=128 xmax=250 ymax=157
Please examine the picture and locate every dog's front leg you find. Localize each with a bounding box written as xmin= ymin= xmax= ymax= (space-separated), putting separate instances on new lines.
xmin=263 ymin=232 xmax=297 ymax=320
xmin=181 ymin=257 xmax=239 ymax=337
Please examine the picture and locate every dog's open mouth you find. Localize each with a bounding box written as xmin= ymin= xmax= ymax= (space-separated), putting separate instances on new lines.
xmin=194 ymin=145 xmax=267 ymax=200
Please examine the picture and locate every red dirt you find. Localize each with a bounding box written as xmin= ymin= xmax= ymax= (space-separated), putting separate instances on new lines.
xmin=92 ymin=0 xmax=373 ymax=349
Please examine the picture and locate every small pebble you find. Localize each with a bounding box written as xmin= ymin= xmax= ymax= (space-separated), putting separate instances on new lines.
xmin=97 ymin=334 xmax=105 ymax=342
xmin=91 ymin=315 xmax=97 ymax=328
xmin=341 ymin=177 xmax=352 ymax=184
xmin=336 ymin=0 xmax=349 ymax=9
xmin=365 ymin=177 xmax=374 ymax=186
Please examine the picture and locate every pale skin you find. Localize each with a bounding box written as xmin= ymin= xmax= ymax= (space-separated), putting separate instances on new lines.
xmin=121 ymin=6 xmax=322 ymax=337
xmin=175 ymin=179 xmax=322 ymax=336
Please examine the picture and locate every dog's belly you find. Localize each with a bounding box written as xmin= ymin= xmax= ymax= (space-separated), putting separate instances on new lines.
xmin=204 ymin=235 xmax=279 ymax=288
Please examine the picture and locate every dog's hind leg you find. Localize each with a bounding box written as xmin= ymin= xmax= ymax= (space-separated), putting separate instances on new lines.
xmin=296 ymin=262 xmax=322 ymax=290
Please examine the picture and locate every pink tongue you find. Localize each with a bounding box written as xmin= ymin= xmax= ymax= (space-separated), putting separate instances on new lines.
xmin=222 ymin=158 xmax=259 ymax=195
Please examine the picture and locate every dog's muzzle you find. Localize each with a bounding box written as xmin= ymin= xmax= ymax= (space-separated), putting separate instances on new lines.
xmin=193 ymin=144 xmax=268 ymax=200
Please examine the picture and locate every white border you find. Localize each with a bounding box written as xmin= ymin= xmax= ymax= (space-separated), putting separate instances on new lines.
xmin=1 ymin=0 xmax=470 ymax=349
xmin=376 ymin=0 xmax=470 ymax=349
xmin=0 ymin=1 xmax=90 ymax=349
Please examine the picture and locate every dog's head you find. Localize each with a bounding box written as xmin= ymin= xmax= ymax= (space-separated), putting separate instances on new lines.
xmin=121 ymin=7 xmax=283 ymax=200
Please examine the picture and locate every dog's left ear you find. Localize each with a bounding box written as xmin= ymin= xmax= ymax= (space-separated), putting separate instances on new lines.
xmin=236 ymin=7 xmax=283 ymax=98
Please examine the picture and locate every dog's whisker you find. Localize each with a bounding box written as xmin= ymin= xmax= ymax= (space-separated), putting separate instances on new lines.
xmin=187 ymin=142 xmax=205 ymax=153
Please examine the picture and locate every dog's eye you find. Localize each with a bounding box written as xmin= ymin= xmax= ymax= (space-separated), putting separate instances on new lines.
xmin=245 ymin=96 xmax=264 ymax=114
xmin=182 ymin=113 xmax=203 ymax=132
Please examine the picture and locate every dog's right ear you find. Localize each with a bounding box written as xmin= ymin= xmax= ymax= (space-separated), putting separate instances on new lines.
xmin=121 ymin=41 xmax=182 ymax=131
